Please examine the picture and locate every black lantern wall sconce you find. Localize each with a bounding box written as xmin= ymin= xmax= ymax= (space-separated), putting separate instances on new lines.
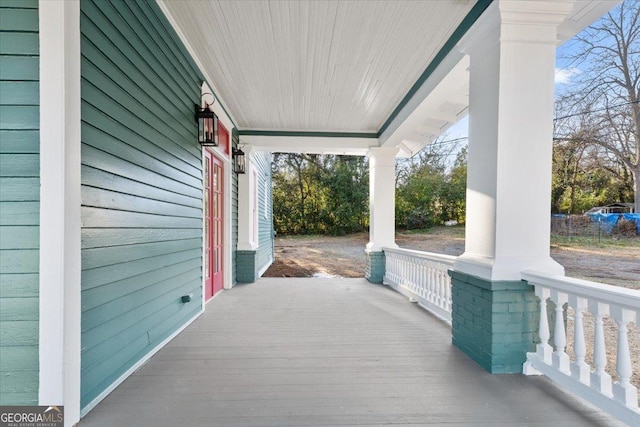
xmin=233 ymin=147 xmax=246 ymax=174
xmin=195 ymin=93 xmax=218 ymax=147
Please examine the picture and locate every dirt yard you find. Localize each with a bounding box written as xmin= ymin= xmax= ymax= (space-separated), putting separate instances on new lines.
xmin=264 ymin=227 xmax=640 ymax=289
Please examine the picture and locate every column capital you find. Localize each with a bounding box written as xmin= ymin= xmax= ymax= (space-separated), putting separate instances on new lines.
xmin=366 ymin=146 xmax=399 ymax=166
xmin=458 ymin=0 xmax=575 ymax=56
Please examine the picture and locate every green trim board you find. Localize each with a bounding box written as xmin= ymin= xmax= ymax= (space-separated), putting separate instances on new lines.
xmin=236 ymin=251 xmax=257 ymax=283
xmin=231 ymin=128 xmax=239 ymax=285
xmin=0 ymin=0 xmax=39 ymax=406
xmin=365 ymin=251 xmax=385 ymax=284
xmin=80 ymin=0 xmax=204 ymax=410
xmin=239 ymin=130 xmax=378 ymax=139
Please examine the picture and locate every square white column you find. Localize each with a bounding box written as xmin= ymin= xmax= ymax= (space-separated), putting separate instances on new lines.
xmin=454 ymin=1 xmax=574 ymax=281
xmin=366 ymin=147 xmax=399 ymax=252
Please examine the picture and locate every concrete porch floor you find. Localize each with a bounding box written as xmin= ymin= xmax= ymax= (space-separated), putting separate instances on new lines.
xmin=80 ymin=278 xmax=620 ymax=426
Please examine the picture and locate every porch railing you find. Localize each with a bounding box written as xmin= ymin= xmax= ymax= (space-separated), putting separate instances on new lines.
xmin=382 ymin=247 xmax=455 ymax=323
xmin=522 ymin=270 xmax=640 ymax=426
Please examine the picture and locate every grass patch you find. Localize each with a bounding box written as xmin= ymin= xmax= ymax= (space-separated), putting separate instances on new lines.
xmin=397 ymin=225 xmax=466 ymax=238
xmin=551 ymin=234 xmax=640 ymax=249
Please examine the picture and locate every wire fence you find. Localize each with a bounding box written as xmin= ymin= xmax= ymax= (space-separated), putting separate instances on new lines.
xmin=551 ymin=214 xmax=640 ymax=242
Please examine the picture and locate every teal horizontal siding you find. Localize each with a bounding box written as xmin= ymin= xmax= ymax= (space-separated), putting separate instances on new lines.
xmin=0 ymin=81 xmax=38 ymax=104
xmin=232 ymin=131 xmax=239 ymax=284
xmin=0 ymin=32 xmax=38 ymax=55
xmin=0 ymin=153 xmax=39 ymax=176
xmin=0 ymin=130 xmax=39 ymax=153
xmin=80 ymin=0 xmax=204 ymax=409
xmin=82 ymin=143 xmax=201 ymax=200
xmin=0 ymin=0 xmax=39 ymax=406
xmin=0 ymin=56 xmax=38 ymax=80
xmin=0 ymin=105 xmax=39 ymax=129
xmin=82 ymin=227 xmax=202 ymax=249
xmin=255 ymin=152 xmax=274 ymax=275
xmin=0 ymin=274 xmax=38 ymax=298
xmin=0 ymin=201 xmax=39 ymax=225
xmin=82 ymin=259 xmax=201 ymax=312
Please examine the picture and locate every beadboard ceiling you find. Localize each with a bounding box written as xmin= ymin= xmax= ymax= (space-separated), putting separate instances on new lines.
xmin=160 ymin=0 xmax=476 ymax=133
xmin=160 ymin=0 xmax=618 ymax=154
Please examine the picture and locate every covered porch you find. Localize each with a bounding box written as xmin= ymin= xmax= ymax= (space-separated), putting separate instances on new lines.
xmin=80 ymin=278 xmax=619 ymax=426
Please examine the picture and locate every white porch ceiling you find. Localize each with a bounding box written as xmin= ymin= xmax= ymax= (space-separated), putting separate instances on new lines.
xmin=160 ymin=0 xmax=476 ymax=133
xmin=159 ymin=0 xmax=620 ymax=155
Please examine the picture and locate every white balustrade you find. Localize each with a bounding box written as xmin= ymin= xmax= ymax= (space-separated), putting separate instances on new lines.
xmin=522 ymin=270 xmax=640 ymax=426
xmin=382 ymin=247 xmax=455 ymax=324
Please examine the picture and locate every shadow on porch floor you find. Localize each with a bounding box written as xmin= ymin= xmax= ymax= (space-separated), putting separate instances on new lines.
xmin=80 ymin=278 xmax=621 ymax=426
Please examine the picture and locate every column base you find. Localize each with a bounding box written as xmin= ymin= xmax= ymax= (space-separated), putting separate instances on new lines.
xmin=365 ymin=250 xmax=385 ymax=284
xmin=453 ymin=253 xmax=564 ymax=282
xmin=449 ymin=270 xmax=538 ymax=373
xmin=236 ymin=250 xmax=257 ymax=283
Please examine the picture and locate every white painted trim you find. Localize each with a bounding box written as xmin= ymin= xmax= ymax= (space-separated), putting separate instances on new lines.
xmin=237 ymin=157 xmax=259 ymax=251
xmin=199 ymin=81 xmax=234 ymax=294
xmin=241 ymin=135 xmax=377 ymax=155
xmin=80 ymin=310 xmax=204 ymax=417
xmin=38 ymin=2 xmax=82 ymax=426
xmin=257 ymin=255 xmax=274 ymax=278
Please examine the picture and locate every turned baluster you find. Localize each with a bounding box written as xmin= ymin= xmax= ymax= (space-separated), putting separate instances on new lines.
xmin=428 ymin=263 xmax=435 ymax=303
xmin=444 ymin=269 xmax=451 ymax=312
xmin=551 ymin=291 xmax=570 ymax=374
xmin=535 ymin=287 xmax=552 ymax=363
xmin=589 ymin=301 xmax=612 ymax=396
xmin=611 ymin=307 xmax=638 ymax=409
xmin=569 ymin=296 xmax=590 ymax=384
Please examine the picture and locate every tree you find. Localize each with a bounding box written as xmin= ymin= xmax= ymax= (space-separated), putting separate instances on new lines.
xmin=271 ymin=153 xmax=369 ymax=235
xmin=395 ymin=137 xmax=467 ymax=228
xmin=555 ymin=1 xmax=640 ymax=211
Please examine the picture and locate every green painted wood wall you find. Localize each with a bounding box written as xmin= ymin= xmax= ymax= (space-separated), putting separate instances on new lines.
xmin=0 ymin=0 xmax=40 ymax=406
xmin=232 ymin=129 xmax=239 ymax=285
xmin=254 ymin=152 xmax=274 ymax=274
xmin=80 ymin=0 xmax=204 ymax=409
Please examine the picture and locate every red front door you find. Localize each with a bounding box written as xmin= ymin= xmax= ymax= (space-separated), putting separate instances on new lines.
xmin=204 ymin=149 xmax=224 ymax=300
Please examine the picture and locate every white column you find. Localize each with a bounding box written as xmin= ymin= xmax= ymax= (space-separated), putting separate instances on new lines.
xmin=237 ymin=145 xmax=258 ymax=251
xmin=454 ymin=0 xmax=573 ymax=281
xmin=39 ymin=1 xmax=81 ymax=426
xmin=366 ymin=147 xmax=399 ymax=252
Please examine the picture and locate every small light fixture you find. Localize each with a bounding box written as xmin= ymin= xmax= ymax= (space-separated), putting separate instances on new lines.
xmin=194 ymin=101 xmax=218 ymax=147
xmin=233 ymin=147 xmax=246 ymax=174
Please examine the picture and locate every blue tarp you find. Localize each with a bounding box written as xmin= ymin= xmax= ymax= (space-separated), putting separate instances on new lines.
xmin=623 ymin=213 xmax=640 ymax=233
xmin=587 ymin=213 xmax=640 ymax=234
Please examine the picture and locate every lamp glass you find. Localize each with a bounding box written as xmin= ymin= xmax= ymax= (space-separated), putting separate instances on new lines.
xmin=196 ymin=104 xmax=218 ymax=146
xmin=234 ymin=148 xmax=246 ymax=174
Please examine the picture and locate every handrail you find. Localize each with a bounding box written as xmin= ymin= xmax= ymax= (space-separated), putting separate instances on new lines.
xmin=522 ymin=270 xmax=640 ymax=426
xmin=382 ymin=247 xmax=455 ymax=324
